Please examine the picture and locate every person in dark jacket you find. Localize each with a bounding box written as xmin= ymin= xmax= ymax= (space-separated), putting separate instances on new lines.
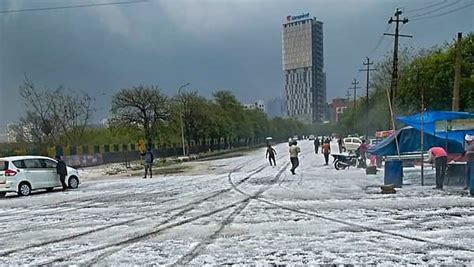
xmin=141 ymin=147 xmax=154 ymax=178
xmin=338 ymin=137 xmax=344 ymax=153
xmin=55 ymin=155 xmax=68 ymax=190
xmin=314 ymin=138 xmax=320 ymax=154
xmin=266 ymin=145 xmax=277 ymax=166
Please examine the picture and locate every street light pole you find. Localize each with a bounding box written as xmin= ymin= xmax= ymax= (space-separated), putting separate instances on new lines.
xmin=177 ymin=83 xmax=190 ymax=157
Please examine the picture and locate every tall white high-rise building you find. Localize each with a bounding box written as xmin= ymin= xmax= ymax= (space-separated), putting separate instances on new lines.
xmin=282 ymin=13 xmax=326 ymax=123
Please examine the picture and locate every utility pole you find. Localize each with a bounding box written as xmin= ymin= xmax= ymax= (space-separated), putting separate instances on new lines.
xmin=345 ymin=91 xmax=351 ymax=123
xmin=177 ymin=82 xmax=191 ymax=157
xmin=349 ymin=79 xmax=361 ymax=134
xmin=359 ymin=57 xmax=376 ymax=139
xmin=418 ymin=67 xmax=425 ymax=186
xmin=452 ymin=32 xmax=462 ymax=111
xmin=384 ymin=8 xmax=412 ymax=109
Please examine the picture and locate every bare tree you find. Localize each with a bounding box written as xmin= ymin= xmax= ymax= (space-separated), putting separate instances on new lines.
xmin=52 ymin=90 xmax=94 ymax=145
xmin=111 ymin=85 xmax=170 ymax=144
xmin=14 ymin=76 xmax=95 ymax=145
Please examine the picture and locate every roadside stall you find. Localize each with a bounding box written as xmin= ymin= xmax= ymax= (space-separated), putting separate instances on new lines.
xmin=397 ymin=111 xmax=474 ymax=189
xmin=369 ymin=111 xmax=474 ymax=189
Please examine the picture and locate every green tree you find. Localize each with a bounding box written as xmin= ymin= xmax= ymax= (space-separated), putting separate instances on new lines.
xmin=111 ymin=85 xmax=170 ymax=145
xmin=398 ymin=33 xmax=474 ymax=112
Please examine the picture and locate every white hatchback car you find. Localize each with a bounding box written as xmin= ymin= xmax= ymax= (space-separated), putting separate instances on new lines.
xmin=343 ymin=137 xmax=363 ymax=153
xmin=0 ymin=156 xmax=80 ymax=197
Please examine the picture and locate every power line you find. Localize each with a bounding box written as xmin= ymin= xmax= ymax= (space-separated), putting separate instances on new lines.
xmin=0 ymin=0 xmax=148 ymax=14
xmin=368 ymin=24 xmax=391 ymax=57
xmin=411 ymin=1 xmax=474 ymax=21
xmin=410 ymin=0 xmax=462 ymax=18
xmin=404 ymin=0 xmax=447 ymax=13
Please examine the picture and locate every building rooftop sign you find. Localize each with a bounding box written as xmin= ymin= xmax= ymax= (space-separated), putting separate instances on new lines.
xmin=286 ymin=13 xmax=310 ymax=22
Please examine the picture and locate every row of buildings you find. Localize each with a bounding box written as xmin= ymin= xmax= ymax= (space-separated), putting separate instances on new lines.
xmin=244 ymin=97 xmax=349 ymax=123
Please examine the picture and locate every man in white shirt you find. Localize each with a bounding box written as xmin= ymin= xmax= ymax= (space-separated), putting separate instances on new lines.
xmin=289 ymin=141 xmax=301 ymax=175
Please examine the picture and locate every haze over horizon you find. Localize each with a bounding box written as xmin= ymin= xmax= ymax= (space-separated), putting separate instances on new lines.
xmin=1 ymin=0 xmax=473 ymax=129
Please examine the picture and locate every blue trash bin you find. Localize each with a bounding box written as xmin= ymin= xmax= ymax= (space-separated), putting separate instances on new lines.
xmin=384 ymin=160 xmax=403 ymax=188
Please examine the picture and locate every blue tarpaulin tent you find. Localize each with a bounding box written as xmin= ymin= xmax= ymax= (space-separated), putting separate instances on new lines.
xmin=396 ymin=111 xmax=474 ymax=144
xmin=368 ymin=126 xmax=464 ymax=156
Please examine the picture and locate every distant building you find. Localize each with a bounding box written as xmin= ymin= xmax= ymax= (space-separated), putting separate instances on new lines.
xmin=244 ymin=100 xmax=265 ymax=112
xmin=329 ymin=98 xmax=349 ymax=123
xmin=282 ymin=13 xmax=326 ymax=123
xmin=323 ymin=102 xmax=331 ymax=122
xmin=265 ymin=97 xmax=285 ymax=118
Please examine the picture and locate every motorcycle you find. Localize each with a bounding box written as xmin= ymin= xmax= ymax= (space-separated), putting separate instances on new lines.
xmin=332 ymin=153 xmax=364 ymax=170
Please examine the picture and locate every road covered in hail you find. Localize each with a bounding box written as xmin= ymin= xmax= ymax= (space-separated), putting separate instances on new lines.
xmin=0 ymin=141 xmax=473 ymax=265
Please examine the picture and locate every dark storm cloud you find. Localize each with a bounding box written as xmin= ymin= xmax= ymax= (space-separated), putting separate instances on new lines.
xmin=1 ymin=0 xmax=473 ymax=129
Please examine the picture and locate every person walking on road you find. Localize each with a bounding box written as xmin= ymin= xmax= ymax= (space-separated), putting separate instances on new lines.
xmin=462 ymin=135 xmax=474 ymax=192
xmin=322 ymin=140 xmax=331 ymax=165
xmin=289 ymin=141 xmax=301 ymax=175
xmin=338 ymin=137 xmax=344 ymax=153
xmin=314 ymin=137 xmax=320 ymax=154
xmin=141 ymin=147 xmax=154 ymax=179
xmin=357 ymin=140 xmax=368 ymax=168
xmin=426 ymin=146 xmax=448 ymax=190
xmin=55 ymin=155 xmax=68 ymax=190
xmin=266 ymin=145 xmax=277 ymax=166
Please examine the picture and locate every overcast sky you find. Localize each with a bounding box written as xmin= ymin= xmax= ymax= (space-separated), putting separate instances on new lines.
xmin=1 ymin=0 xmax=473 ymax=129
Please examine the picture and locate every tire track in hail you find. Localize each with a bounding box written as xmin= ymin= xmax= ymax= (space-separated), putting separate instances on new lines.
xmin=251 ymin=196 xmax=474 ymax=253
xmin=0 ymin=159 xmax=257 ymax=224
xmin=80 ymin=162 xmax=274 ymax=265
xmin=172 ymin=161 xmax=291 ymax=265
xmin=0 ymin=161 xmax=269 ymax=261
xmin=230 ymin=149 xmax=474 ymax=254
xmin=0 ymin=159 xmax=265 ymax=237
xmin=0 ymin=156 xmax=258 ymax=218
xmin=35 ymin=199 xmax=248 ymax=266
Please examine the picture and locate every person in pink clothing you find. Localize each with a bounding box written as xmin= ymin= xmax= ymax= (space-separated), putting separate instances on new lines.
xmin=426 ymin=146 xmax=448 ymax=189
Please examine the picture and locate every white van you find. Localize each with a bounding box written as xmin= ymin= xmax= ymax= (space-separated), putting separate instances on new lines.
xmin=343 ymin=137 xmax=363 ymax=153
xmin=0 ymin=156 xmax=80 ymax=197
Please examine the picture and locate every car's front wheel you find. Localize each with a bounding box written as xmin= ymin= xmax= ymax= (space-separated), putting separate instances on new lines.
xmin=18 ymin=182 xmax=32 ymax=196
xmin=0 ymin=192 xmax=6 ymax=198
xmin=68 ymin=176 xmax=79 ymax=189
